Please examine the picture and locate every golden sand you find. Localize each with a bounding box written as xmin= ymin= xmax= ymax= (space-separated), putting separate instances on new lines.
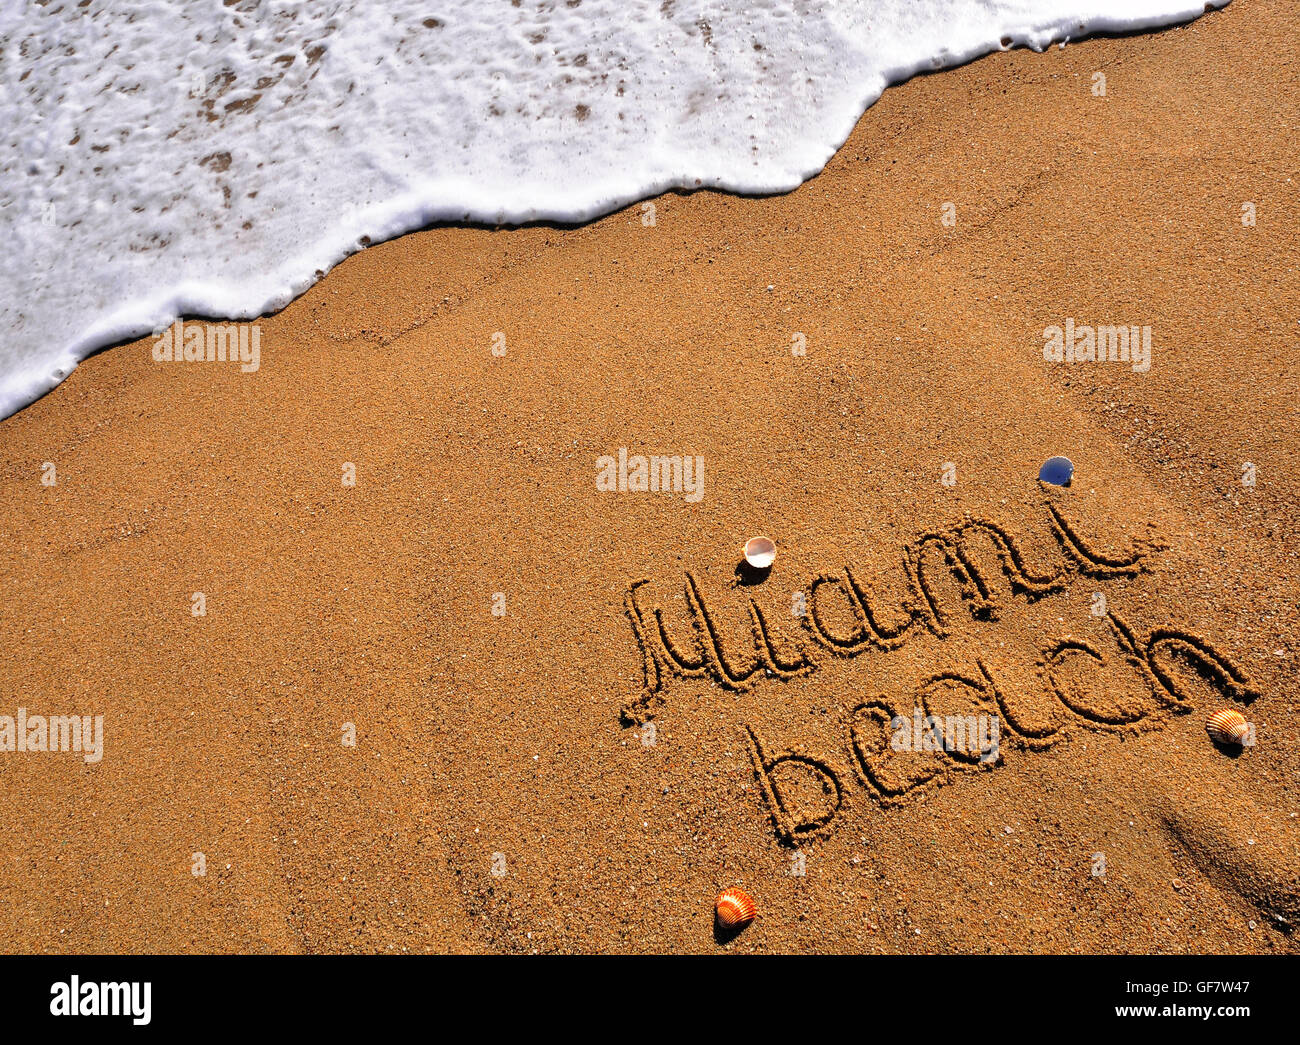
xmin=0 ymin=0 xmax=1296 ymax=953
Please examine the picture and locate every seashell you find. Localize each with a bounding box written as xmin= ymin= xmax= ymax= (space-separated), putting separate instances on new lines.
xmin=715 ymin=887 xmax=757 ymax=929
xmin=1038 ymin=456 xmax=1074 ymax=486
xmin=743 ymin=536 xmax=776 ymax=570
xmin=1205 ymin=707 xmax=1250 ymax=746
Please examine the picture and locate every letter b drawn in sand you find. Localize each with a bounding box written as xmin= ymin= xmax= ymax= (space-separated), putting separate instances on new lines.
xmin=744 ymin=725 xmax=844 ymax=845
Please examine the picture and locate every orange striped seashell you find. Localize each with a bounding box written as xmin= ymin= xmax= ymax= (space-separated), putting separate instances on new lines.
xmin=715 ymin=887 xmax=757 ymax=929
xmin=1206 ymin=707 xmax=1250 ymax=746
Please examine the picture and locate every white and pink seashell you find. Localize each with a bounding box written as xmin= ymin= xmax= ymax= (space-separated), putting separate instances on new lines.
xmin=743 ymin=536 xmax=776 ymax=570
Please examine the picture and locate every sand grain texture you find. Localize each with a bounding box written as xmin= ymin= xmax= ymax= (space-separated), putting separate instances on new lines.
xmin=0 ymin=0 xmax=1296 ymax=953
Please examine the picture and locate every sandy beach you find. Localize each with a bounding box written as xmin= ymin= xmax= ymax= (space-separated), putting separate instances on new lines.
xmin=1 ymin=0 xmax=1296 ymax=954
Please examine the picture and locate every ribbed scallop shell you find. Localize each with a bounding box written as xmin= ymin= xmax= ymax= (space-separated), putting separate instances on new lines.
xmin=1206 ymin=707 xmax=1250 ymax=745
xmin=715 ymin=887 xmax=757 ymax=928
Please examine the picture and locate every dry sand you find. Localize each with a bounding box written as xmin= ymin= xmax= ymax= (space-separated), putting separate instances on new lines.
xmin=0 ymin=0 xmax=1296 ymax=953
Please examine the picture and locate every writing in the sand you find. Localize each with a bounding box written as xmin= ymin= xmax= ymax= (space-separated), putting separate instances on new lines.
xmin=619 ymin=498 xmax=1261 ymax=845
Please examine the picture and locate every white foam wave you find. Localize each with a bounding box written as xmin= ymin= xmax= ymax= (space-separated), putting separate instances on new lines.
xmin=0 ymin=0 xmax=1227 ymax=418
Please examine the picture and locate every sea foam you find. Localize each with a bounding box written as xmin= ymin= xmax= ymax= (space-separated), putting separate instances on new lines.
xmin=0 ymin=0 xmax=1228 ymax=419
